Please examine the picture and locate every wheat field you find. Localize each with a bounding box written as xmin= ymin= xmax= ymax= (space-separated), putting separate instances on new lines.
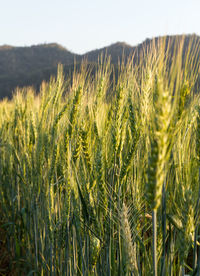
xmin=0 ymin=37 xmax=200 ymax=275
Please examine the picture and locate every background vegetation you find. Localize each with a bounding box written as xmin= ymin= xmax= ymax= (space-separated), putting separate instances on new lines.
xmin=1 ymin=36 xmax=200 ymax=275
xmin=0 ymin=34 xmax=200 ymax=99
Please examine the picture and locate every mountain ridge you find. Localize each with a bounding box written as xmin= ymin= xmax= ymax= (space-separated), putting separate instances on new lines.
xmin=0 ymin=34 xmax=199 ymax=99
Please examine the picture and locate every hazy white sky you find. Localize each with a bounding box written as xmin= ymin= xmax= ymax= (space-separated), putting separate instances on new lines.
xmin=1 ymin=0 xmax=200 ymax=54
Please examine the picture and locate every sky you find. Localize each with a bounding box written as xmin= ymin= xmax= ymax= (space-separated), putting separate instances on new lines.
xmin=1 ymin=0 xmax=200 ymax=54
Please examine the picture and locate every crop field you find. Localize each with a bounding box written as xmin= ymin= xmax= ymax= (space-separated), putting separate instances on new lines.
xmin=1 ymin=37 xmax=200 ymax=275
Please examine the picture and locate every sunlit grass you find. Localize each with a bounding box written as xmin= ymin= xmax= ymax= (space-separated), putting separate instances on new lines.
xmin=0 ymin=36 xmax=200 ymax=275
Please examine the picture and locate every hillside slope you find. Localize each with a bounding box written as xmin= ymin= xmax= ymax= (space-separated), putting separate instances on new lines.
xmin=0 ymin=34 xmax=199 ymax=99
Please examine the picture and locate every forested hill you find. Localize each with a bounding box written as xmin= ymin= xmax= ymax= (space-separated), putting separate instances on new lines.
xmin=0 ymin=34 xmax=199 ymax=99
xmin=0 ymin=43 xmax=79 ymax=99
